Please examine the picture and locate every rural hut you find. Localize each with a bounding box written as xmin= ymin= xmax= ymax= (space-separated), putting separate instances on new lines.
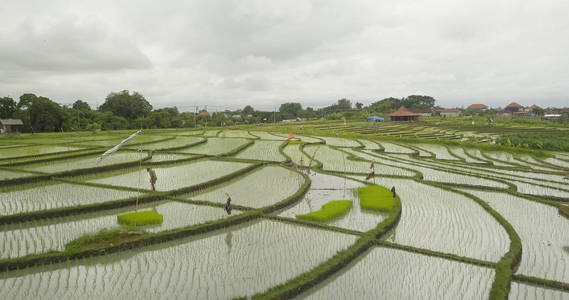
xmin=389 ymin=106 xmax=420 ymax=122
xmin=0 ymin=119 xmax=23 ymax=135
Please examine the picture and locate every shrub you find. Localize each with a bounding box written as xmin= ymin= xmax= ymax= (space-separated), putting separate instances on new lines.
xmin=296 ymin=200 xmax=352 ymax=221
xmin=358 ymin=185 xmax=394 ymax=211
xmin=117 ymin=210 xmax=163 ymax=226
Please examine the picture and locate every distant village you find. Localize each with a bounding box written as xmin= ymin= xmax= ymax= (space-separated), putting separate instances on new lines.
xmin=378 ymin=102 xmax=568 ymax=122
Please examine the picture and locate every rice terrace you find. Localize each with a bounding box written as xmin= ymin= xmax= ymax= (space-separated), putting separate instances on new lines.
xmin=1 ymin=120 xmax=568 ymax=299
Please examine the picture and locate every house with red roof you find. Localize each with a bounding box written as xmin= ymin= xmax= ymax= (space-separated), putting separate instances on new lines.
xmin=467 ymin=104 xmax=488 ymax=114
xmin=505 ymin=102 xmax=522 ymax=113
xmin=389 ymin=106 xmax=420 ymax=121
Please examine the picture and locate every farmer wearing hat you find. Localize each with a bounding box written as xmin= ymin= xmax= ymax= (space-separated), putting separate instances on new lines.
xmin=147 ymin=167 xmax=158 ymax=191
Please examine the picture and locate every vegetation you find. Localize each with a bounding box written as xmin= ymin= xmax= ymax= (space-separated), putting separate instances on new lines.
xmin=497 ymin=133 xmax=569 ymax=151
xmin=559 ymin=205 xmax=569 ymax=219
xmin=358 ymin=185 xmax=394 ymax=211
xmin=117 ymin=210 xmax=164 ymax=226
xmin=296 ymin=200 xmax=352 ymax=221
xmin=64 ymin=228 xmax=147 ymax=255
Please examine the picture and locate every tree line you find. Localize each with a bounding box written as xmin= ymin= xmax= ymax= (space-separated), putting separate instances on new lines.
xmin=0 ymin=91 xmax=437 ymax=133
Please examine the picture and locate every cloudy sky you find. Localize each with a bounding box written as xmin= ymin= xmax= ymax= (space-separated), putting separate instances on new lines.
xmin=1 ymin=0 xmax=568 ymax=111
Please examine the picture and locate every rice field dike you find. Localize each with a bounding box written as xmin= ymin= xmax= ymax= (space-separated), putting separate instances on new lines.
xmin=1 ymin=122 xmax=569 ymax=299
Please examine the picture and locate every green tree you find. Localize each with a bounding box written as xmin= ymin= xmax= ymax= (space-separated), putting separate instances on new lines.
xmin=532 ymin=107 xmax=545 ymax=116
xmin=99 ymin=90 xmax=152 ymax=120
xmin=243 ymin=105 xmax=255 ymax=116
xmin=96 ymin=111 xmax=129 ymax=130
xmin=0 ymin=97 xmax=17 ymax=118
xmin=369 ymin=98 xmax=399 ymax=113
xmin=401 ymin=95 xmax=435 ymax=108
xmin=27 ymin=95 xmax=67 ymax=132
xmin=279 ymin=102 xmax=303 ymax=119
xmin=355 ymin=102 xmax=363 ymax=110
xmin=72 ymin=100 xmax=91 ymax=111
xmin=337 ymin=98 xmax=352 ymax=110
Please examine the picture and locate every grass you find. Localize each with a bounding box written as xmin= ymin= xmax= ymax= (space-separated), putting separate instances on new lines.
xmin=358 ymin=185 xmax=394 ymax=211
xmin=559 ymin=205 xmax=569 ymax=219
xmin=287 ymin=140 xmax=304 ymax=145
xmin=117 ymin=210 xmax=164 ymax=226
xmin=64 ymin=228 xmax=147 ymax=255
xmin=296 ymin=200 xmax=352 ymax=222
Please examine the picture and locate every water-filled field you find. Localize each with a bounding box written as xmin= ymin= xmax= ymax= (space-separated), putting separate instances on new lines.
xmin=19 ymin=152 xmax=147 ymax=173
xmin=0 ymin=145 xmax=81 ymax=160
xmin=186 ymin=165 xmax=304 ymax=208
xmin=0 ymin=201 xmax=237 ymax=259
xmin=0 ymin=220 xmax=356 ymax=299
xmin=234 ymin=140 xmax=286 ymax=162
xmin=0 ymin=129 xmax=567 ymax=299
xmin=87 ymin=160 xmax=252 ymax=191
xmin=0 ymin=182 xmax=142 ymax=216
xmin=279 ymin=173 xmax=386 ymax=232
xmin=303 ymin=247 xmax=494 ymax=299
xmin=175 ymin=137 xmax=249 ymax=155
xmin=0 ymin=169 xmax=38 ymax=181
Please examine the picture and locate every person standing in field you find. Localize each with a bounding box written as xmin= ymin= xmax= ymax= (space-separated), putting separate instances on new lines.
xmin=225 ymin=192 xmax=232 ymax=215
xmin=147 ymin=168 xmax=157 ymax=191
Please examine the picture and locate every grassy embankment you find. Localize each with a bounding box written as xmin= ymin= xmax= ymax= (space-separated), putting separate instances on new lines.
xmin=64 ymin=228 xmax=149 ymax=255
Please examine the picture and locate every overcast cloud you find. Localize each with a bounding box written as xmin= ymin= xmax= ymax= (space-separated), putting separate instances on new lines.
xmin=1 ymin=0 xmax=568 ymax=110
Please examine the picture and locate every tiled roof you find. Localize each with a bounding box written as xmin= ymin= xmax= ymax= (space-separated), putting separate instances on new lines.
xmin=389 ymin=106 xmax=420 ymax=117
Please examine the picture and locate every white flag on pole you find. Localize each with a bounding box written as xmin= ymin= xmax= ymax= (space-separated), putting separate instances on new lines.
xmin=96 ymin=130 xmax=142 ymax=163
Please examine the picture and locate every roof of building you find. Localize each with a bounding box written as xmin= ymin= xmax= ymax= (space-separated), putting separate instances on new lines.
xmin=389 ymin=106 xmax=420 ymax=117
xmin=198 ymin=111 xmax=210 ymax=116
xmin=0 ymin=119 xmax=23 ymax=125
xmin=506 ymin=102 xmax=522 ymax=108
xmin=528 ymin=104 xmax=541 ymax=111
xmin=439 ymin=108 xmax=461 ymax=113
xmin=467 ymin=104 xmax=488 ymax=109
xmin=409 ymin=108 xmax=433 ymax=114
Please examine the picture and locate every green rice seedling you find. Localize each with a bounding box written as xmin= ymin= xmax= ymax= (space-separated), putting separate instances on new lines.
xmin=358 ymin=186 xmax=394 ymax=212
xmin=117 ymin=211 xmax=163 ymax=226
xmin=296 ymin=200 xmax=352 ymax=222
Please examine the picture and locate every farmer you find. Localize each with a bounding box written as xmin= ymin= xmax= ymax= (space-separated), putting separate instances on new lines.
xmin=147 ymin=167 xmax=157 ymax=191
xmin=391 ymin=186 xmax=396 ymax=198
xmin=225 ymin=193 xmax=232 ymax=215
